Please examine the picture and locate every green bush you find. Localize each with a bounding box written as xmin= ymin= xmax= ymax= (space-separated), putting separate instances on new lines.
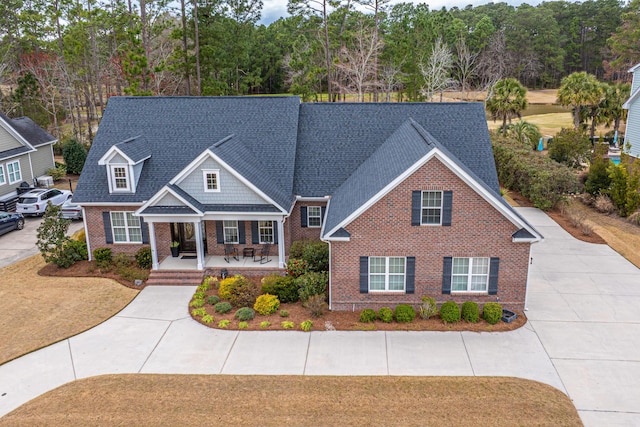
xmin=285 ymin=258 xmax=308 ymax=278
xmin=261 ymin=274 xmax=299 ymax=303
xmin=440 ymin=301 xmax=461 ymax=323
xmin=189 ymin=298 xmax=205 ymax=308
xmin=135 ymin=247 xmax=152 ymax=269
xmin=47 ymin=165 xmax=67 ymax=181
xmin=607 ymin=163 xmax=640 ymax=217
xmin=260 ymin=321 xmax=271 ymax=328
xmin=282 ymin=321 xmax=295 ymax=329
xmin=483 ymin=302 xmax=503 ymax=325
xmin=302 ymin=240 xmax=329 ymax=272
xmin=202 ymin=276 xmax=218 ymax=289
xmin=300 ymin=320 xmax=313 ymax=332
xmin=113 ymin=252 xmax=131 ymax=268
xmin=114 ymin=264 xmax=149 ymax=282
xmin=296 ymin=271 xmax=328 ymax=302
xmin=378 ymin=307 xmax=393 ymax=323
xmin=202 ymin=314 xmax=214 ymax=324
xmin=93 ymin=247 xmax=112 ymax=270
xmin=238 ymin=321 xmax=248 ymax=329
xmin=227 ymin=276 xmax=260 ymax=308
xmin=419 ymin=296 xmax=438 ymax=319
xmin=191 ymin=308 xmax=206 ymax=317
xmin=584 ymin=148 xmax=612 ymax=196
xmin=254 ymin=294 xmax=280 ymax=315
xmin=62 ymin=139 xmax=87 ymax=174
xmin=207 ymin=295 xmax=221 ymax=305
xmin=214 ymin=302 xmax=232 ymax=314
xmin=218 ymin=319 xmax=230 ymax=328
xmin=548 ymin=128 xmax=591 ymax=168
xmin=394 ymin=304 xmax=416 ymax=323
xmin=303 ymin=294 xmax=327 ymax=317
xmin=289 ymin=240 xmax=307 ymax=259
xmin=279 ymin=310 xmax=289 ymax=318
xmin=234 ymin=307 xmax=255 ymax=321
xmin=51 ymin=239 xmax=88 ymax=268
xmin=359 ymin=308 xmax=377 ymax=323
xmin=461 ymin=301 xmax=480 ymax=323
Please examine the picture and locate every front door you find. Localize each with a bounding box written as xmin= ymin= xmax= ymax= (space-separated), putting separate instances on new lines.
xmin=173 ymin=222 xmax=197 ymax=253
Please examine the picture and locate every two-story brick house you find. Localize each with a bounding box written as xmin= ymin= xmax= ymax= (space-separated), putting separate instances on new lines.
xmin=73 ymin=96 xmax=542 ymax=311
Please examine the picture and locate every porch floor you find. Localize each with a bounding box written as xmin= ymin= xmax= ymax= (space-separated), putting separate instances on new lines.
xmin=158 ymin=254 xmax=282 ymax=271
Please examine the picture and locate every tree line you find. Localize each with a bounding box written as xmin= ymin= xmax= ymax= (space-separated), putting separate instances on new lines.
xmin=0 ymin=0 xmax=639 ymax=143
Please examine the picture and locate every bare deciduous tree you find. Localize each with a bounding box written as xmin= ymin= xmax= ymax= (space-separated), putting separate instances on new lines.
xmin=454 ymin=37 xmax=477 ymax=101
xmin=379 ymin=63 xmax=404 ymax=102
xmin=419 ymin=37 xmax=454 ymax=102
xmin=477 ymin=30 xmax=514 ymax=101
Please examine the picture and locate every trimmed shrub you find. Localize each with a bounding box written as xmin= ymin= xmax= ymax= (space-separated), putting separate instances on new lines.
xmin=54 ymin=239 xmax=88 ymax=268
xmin=584 ymin=151 xmax=611 ymax=196
xmin=394 ymin=304 xmax=416 ymax=323
xmin=191 ymin=308 xmax=206 ymax=317
xmin=285 ymin=258 xmax=308 ymax=278
xmin=47 ymin=165 xmax=67 ymax=180
xmin=440 ymin=301 xmax=461 ymax=323
xmin=218 ymin=276 xmax=238 ymax=300
xmin=279 ymin=310 xmax=289 ymax=318
xmin=202 ymin=314 xmax=214 ymax=324
xmin=548 ymin=128 xmax=591 ymax=168
xmin=189 ymin=298 xmax=205 ymax=308
xmin=113 ymin=252 xmax=131 ymax=269
xmin=300 ymin=320 xmax=313 ymax=332
xmin=227 ymin=276 xmax=260 ymax=308
xmin=482 ymin=302 xmax=503 ymax=325
xmin=93 ymin=247 xmax=112 ymax=270
xmin=254 ymin=294 xmax=280 ymax=315
xmin=359 ymin=308 xmax=377 ymax=323
xmin=207 ymin=295 xmax=221 ymax=305
xmin=461 ymin=301 xmax=480 ymax=323
xmin=296 ymin=271 xmax=328 ymax=302
xmin=261 ymin=274 xmax=299 ymax=303
xmin=378 ymin=307 xmax=393 ymax=323
xmin=214 ymin=302 xmax=232 ymax=314
xmin=234 ymin=307 xmax=255 ymax=321
xmin=202 ymin=275 xmax=218 ymax=289
xmin=218 ymin=319 xmax=230 ymax=328
xmin=260 ymin=321 xmax=271 ymax=328
xmin=62 ymin=139 xmax=87 ymax=174
xmin=135 ymin=247 xmax=152 ymax=269
xmin=303 ymin=294 xmax=328 ymax=317
xmin=282 ymin=321 xmax=295 ymax=329
xmin=419 ymin=296 xmax=438 ymax=319
xmin=238 ymin=321 xmax=248 ymax=329
xmin=302 ymin=240 xmax=329 ymax=272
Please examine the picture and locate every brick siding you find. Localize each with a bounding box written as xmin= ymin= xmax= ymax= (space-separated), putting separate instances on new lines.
xmin=84 ymin=206 xmax=149 ymax=257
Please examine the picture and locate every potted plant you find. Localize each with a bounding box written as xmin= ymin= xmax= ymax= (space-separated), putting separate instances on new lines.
xmin=170 ymin=241 xmax=180 ymax=257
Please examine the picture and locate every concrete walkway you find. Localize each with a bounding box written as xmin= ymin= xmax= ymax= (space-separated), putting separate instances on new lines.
xmin=1 ymin=207 xmax=639 ymax=426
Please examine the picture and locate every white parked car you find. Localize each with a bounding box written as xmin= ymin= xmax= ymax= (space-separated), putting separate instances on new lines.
xmin=61 ymin=197 xmax=83 ymax=220
xmin=16 ymin=188 xmax=73 ymax=216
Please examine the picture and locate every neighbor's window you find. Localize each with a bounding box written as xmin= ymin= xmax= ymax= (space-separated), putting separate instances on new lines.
xmin=110 ymin=211 xmax=142 ymax=243
xmin=223 ymin=220 xmax=239 ymax=244
xmin=421 ymin=191 xmax=442 ymax=225
xmin=7 ymin=161 xmax=21 ymax=184
xmin=451 ymin=257 xmax=489 ymax=292
xmin=307 ymin=206 xmax=322 ymax=227
xmin=369 ymin=256 xmax=406 ymax=292
xmin=259 ymin=221 xmax=274 ymax=244
xmin=203 ymin=170 xmax=220 ymax=192
xmin=0 ymin=165 xmax=5 ymax=185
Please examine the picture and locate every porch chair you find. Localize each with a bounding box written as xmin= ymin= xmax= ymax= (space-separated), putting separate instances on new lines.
xmin=254 ymin=244 xmax=272 ymax=264
xmin=224 ymin=244 xmax=239 ymax=263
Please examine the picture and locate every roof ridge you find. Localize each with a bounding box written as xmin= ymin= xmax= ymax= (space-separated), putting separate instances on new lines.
xmin=212 ymin=134 xmax=235 ymax=148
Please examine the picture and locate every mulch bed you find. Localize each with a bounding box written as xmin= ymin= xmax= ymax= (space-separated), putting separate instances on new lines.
xmin=39 ymin=260 xmax=146 ymax=290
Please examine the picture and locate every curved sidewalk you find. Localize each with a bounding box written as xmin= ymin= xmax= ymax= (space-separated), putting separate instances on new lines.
xmin=1 ymin=208 xmax=639 ymax=426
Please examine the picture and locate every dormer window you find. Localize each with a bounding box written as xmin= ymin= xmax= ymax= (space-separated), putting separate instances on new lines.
xmin=110 ymin=165 xmax=131 ymax=192
xmin=203 ymin=169 xmax=220 ymax=192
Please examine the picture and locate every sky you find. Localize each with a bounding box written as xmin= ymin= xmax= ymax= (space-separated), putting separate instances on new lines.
xmin=259 ymin=0 xmax=547 ymax=25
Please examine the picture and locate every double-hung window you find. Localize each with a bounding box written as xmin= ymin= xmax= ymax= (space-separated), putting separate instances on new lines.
xmin=307 ymin=206 xmax=322 ymax=227
xmin=109 ymin=165 xmax=130 ymax=191
xmin=421 ymin=191 xmax=442 ymax=225
xmin=258 ymin=221 xmax=274 ymax=243
xmin=7 ymin=161 xmax=21 ymax=184
xmin=451 ymin=257 xmax=489 ymax=292
xmin=223 ymin=220 xmax=239 ymax=244
xmin=369 ymin=256 xmax=406 ymax=292
xmin=110 ymin=211 xmax=142 ymax=243
xmin=203 ymin=170 xmax=220 ymax=192
xmin=0 ymin=165 xmax=5 ymax=185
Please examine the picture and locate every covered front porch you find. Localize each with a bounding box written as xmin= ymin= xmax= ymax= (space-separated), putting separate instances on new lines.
xmin=158 ymin=252 xmax=283 ymax=271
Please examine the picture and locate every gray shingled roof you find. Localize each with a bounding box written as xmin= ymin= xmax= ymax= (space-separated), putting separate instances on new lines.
xmin=0 ymin=113 xmax=56 ymax=147
xmin=115 ymin=135 xmax=151 ymax=163
xmin=74 ymin=96 xmax=300 ymax=205
xmin=293 ymin=102 xmax=499 ymax=197
xmin=0 ymin=146 xmax=31 ymax=160
xmin=141 ymin=206 xmax=198 ymax=215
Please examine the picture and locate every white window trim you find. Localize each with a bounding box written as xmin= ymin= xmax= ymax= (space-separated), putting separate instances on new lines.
xmin=307 ymin=206 xmax=322 ymax=228
xmin=369 ymin=256 xmax=406 ymax=292
xmin=451 ymin=257 xmax=490 ymax=293
xmin=0 ymin=164 xmax=5 ymax=185
xmin=258 ymin=220 xmax=274 ymax=244
xmin=203 ymin=169 xmax=220 ymax=192
xmin=110 ymin=211 xmax=142 ymax=243
xmin=7 ymin=160 xmax=21 ymax=184
xmin=109 ymin=164 xmax=131 ymax=193
xmin=223 ymin=220 xmax=239 ymax=244
xmin=421 ymin=190 xmax=443 ymax=226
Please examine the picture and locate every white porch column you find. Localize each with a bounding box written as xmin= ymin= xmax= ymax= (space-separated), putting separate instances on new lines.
xmin=149 ymin=222 xmax=159 ymax=270
xmin=277 ymin=218 xmax=285 ymax=268
xmin=195 ymin=220 xmax=204 ymax=270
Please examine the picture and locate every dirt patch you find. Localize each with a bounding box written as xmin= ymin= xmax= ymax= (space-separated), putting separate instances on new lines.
xmin=0 ymin=375 xmax=582 ymax=427
xmin=0 ymin=255 xmax=138 ymax=365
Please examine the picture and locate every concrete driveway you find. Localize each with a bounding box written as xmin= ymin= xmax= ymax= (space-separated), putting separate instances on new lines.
xmin=0 ymin=207 xmax=638 ymax=426
xmin=0 ymin=216 xmax=84 ymax=268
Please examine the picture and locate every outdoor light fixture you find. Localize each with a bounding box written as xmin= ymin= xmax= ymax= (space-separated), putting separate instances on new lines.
xmin=221 ymin=268 xmax=228 ymax=279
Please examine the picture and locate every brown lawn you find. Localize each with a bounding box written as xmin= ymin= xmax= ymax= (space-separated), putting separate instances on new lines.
xmin=0 ymin=375 xmax=582 ymax=427
xmin=0 ymin=255 xmax=138 ymax=365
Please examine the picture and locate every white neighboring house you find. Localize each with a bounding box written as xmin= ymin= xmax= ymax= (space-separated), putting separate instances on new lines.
xmin=623 ymin=62 xmax=640 ymax=159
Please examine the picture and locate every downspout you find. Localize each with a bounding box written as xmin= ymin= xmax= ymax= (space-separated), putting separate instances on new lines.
xmin=319 ymin=197 xmax=332 ymax=310
xmin=81 ymin=207 xmax=92 ymax=261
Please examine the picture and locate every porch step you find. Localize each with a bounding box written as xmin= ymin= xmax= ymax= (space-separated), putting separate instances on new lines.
xmin=147 ymin=270 xmax=204 ymax=286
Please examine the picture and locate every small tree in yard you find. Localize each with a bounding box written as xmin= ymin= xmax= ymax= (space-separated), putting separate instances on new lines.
xmin=36 ymin=204 xmax=72 ymax=267
xmin=548 ymin=128 xmax=591 ymax=169
xmin=62 ymin=139 xmax=87 ymax=175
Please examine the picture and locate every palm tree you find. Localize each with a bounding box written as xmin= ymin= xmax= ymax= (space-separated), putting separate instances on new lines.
xmin=598 ymin=83 xmax=631 ymax=138
xmin=486 ymin=78 xmax=528 ymax=136
xmin=503 ymin=120 xmax=542 ymax=149
xmin=557 ymin=72 xmax=603 ymax=131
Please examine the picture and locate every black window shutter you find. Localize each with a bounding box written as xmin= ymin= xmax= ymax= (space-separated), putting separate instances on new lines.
xmin=359 ymin=256 xmax=369 ymax=293
xmin=442 ymin=256 xmax=453 ymax=294
xmin=273 ymin=221 xmax=278 ymax=244
xmin=102 ymin=212 xmax=113 ymax=244
xmin=406 ymin=256 xmax=415 ymax=294
xmin=411 ymin=191 xmax=421 ymax=226
xmin=140 ymin=218 xmax=149 ymax=244
xmin=216 ymin=221 xmax=224 ymax=244
xmin=300 ymin=206 xmax=308 ymax=228
xmin=238 ymin=221 xmax=246 ymax=244
xmin=321 ymin=206 xmax=326 ymax=222
xmin=488 ymin=257 xmax=500 ymax=295
xmin=251 ymin=221 xmax=259 ymax=244
xmin=442 ymin=191 xmax=453 ymax=226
